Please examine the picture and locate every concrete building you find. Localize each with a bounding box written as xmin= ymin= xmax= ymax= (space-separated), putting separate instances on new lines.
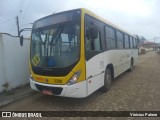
xmin=155 ymin=43 xmax=160 ymax=52
xmin=0 ymin=33 xmax=30 ymax=93
xmin=139 ymin=41 xmax=156 ymax=53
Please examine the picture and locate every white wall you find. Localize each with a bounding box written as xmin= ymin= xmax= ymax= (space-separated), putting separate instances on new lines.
xmin=0 ymin=33 xmax=30 ymax=93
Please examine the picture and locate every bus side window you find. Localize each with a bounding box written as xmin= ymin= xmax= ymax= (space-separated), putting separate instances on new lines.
xmin=132 ymin=38 xmax=134 ymax=49
xmin=135 ymin=38 xmax=138 ymax=48
xmin=133 ymin=38 xmax=136 ymax=49
xmin=105 ymin=26 xmax=116 ymax=50
xmin=130 ymin=37 xmax=133 ymax=49
xmin=116 ymin=31 xmax=124 ymax=49
xmin=85 ymin=26 xmax=101 ymax=51
xmin=85 ymin=27 xmax=91 ymax=51
xmin=84 ymin=14 xmax=103 ymax=60
xmin=124 ymin=34 xmax=129 ymax=49
xmin=94 ymin=31 xmax=101 ymax=51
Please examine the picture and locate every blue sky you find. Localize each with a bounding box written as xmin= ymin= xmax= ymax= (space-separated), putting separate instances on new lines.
xmin=0 ymin=0 xmax=160 ymax=42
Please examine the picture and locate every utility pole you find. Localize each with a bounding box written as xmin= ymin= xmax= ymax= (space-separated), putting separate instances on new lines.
xmin=16 ymin=16 xmax=20 ymax=37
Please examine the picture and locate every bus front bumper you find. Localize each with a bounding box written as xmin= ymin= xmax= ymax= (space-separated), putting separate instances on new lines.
xmin=30 ymin=78 xmax=87 ymax=98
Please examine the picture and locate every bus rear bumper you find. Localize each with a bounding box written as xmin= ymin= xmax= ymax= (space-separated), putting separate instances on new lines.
xmin=30 ymin=78 xmax=87 ymax=98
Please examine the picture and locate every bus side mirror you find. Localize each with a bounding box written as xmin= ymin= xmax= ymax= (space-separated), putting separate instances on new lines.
xmin=90 ymin=27 xmax=98 ymax=40
xmin=20 ymin=35 xmax=23 ymax=46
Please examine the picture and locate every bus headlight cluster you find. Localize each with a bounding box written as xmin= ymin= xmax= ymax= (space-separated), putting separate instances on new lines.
xmin=67 ymin=71 xmax=81 ymax=86
xmin=30 ymin=74 xmax=34 ymax=81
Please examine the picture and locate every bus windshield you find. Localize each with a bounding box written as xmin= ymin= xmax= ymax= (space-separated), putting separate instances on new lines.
xmin=31 ymin=24 xmax=80 ymax=68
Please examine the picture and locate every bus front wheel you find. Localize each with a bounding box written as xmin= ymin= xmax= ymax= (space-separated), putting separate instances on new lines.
xmin=100 ymin=68 xmax=112 ymax=92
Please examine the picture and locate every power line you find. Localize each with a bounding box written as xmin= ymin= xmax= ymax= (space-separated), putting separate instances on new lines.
xmin=17 ymin=0 xmax=23 ymax=14
xmin=52 ymin=0 xmax=63 ymax=14
xmin=23 ymin=0 xmax=31 ymax=18
xmin=0 ymin=15 xmax=7 ymax=20
xmin=17 ymin=0 xmax=26 ymax=17
xmin=8 ymin=21 xmax=17 ymax=33
xmin=20 ymin=22 xmax=32 ymax=27
xmin=0 ymin=17 xmax=15 ymax=24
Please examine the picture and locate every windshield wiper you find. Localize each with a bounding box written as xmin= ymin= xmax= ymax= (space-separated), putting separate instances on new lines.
xmin=50 ymin=26 xmax=64 ymax=46
xmin=50 ymin=26 xmax=64 ymax=56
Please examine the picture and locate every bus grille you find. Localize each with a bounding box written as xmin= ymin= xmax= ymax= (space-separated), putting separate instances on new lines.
xmin=35 ymin=84 xmax=63 ymax=95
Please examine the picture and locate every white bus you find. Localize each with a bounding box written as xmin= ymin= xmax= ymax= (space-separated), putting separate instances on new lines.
xmin=29 ymin=8 xmax=138 ymax=98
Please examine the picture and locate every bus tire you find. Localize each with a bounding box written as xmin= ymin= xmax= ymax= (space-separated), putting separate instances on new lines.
xmin=100 ymin=68 xmax=112 ymax=92
xmin=128 ymin=59 xmax=133 ymax=72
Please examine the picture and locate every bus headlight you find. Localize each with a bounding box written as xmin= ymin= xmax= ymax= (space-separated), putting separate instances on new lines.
xmin=30 ymin=74 xmax=34 ymax=81
xmin=67 ymin=71 xmax=81 ymax=86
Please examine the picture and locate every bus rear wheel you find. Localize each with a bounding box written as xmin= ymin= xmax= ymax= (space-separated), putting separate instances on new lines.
xmin=100 ymin=68 xmax=112 ymax=92
xmin=128 ymin=59 xmax=133 ymax=72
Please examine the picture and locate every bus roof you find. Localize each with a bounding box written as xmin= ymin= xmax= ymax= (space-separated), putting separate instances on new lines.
xmin=34 ymin=8 xmax=136 ymax=38
xmin=81 ymin=8 xmax=135 ymax=38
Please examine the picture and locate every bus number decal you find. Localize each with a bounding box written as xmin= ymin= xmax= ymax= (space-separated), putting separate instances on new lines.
xmin=55 ymin=79 xmax=62 ymax=83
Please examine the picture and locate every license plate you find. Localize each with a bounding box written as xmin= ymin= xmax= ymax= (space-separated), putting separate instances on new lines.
xmin=42 ymin=89 xmax=53 ymax=95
